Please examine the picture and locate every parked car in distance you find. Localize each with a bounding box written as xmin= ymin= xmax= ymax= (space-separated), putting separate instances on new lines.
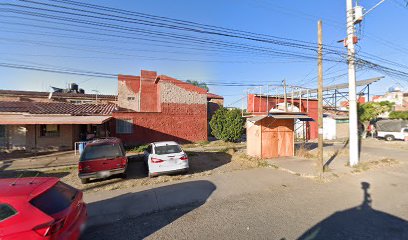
xmin=0 ymin=177 xmax=87 ymax=240
xmin=143 ymin=141 xmax=189 ymax=177
xmin=78 ymin=138 xmax=128 ymax=184
xmin=377 ymin=127 xmax=408 ymax=141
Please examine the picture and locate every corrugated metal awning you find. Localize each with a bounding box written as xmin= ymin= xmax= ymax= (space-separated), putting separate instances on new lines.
xmin=270 ymin=114 xmax=314 ymax=121
xmin=0 ymin=114 xmax=112 ymax=125
xmin=247 ymin=114 xmax=314 ymax=122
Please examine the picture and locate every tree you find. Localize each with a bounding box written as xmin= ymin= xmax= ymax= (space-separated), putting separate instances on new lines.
xmin=358 ymin=101 xmax=393 ymax=137
xmin=358 ymin=101 xmax=392 ymax=122
xmin=186 ymin=80 xmax=209 ymax=91
xmin=209 ymin=107 xmax=244 ymax=142
xmin=389 ymin=111 xmax=408 ymax=120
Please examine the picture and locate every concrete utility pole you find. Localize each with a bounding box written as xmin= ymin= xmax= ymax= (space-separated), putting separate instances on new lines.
xmin=346 ymin=0 xmax=359 ymax=166
xmin=317 ymin=20 xmax=324 ymax=173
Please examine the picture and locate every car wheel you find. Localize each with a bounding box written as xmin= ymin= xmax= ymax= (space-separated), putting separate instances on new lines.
xmin=81 ymin=178 xmax=89 ymax=184
xmin=385 ymin=135 xmax=395 ymax=141
xmin=120 ymin=172 xmax=127 ymax=179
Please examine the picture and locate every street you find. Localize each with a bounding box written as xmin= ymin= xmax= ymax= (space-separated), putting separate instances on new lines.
xmin=81 ymin=145 xmax=408 ymax=240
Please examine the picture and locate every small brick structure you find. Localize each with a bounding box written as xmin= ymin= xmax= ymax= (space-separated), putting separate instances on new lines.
xmin=113 ymin=70 xmax=208 ymax=145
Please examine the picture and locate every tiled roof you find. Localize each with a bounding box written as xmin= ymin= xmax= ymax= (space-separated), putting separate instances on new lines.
xmin=207 ymin=92 xmax=224 ymax=99
xmin=0 ymin=101 xmax=115 ymax=115
xmin=0 ymin=89 xmax=116 ymax=100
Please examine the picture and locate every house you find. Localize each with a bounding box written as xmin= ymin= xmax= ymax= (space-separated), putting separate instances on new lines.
xmin=0 ymin=86 xmax=117 ymax=105
xmin=0 ymin=70 xmax=221 ymax=151
xmin=373 ymin=87 xmax=408 ymax=111
xmin=247 ymin=93 xmax=318 ymax=140
xmin=0 ymin=101 xmax=114 ymax=151
xmin=245 ymin=93 xmax=314 ymax=158
xmin=111 ymin=70 xmax=209 ymax=145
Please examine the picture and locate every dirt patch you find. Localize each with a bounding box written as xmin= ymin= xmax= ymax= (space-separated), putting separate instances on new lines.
xmin=25 ymin=146 xmax=266 ymax=193
xmin=351 ymin=158 xmax=399 ymax=173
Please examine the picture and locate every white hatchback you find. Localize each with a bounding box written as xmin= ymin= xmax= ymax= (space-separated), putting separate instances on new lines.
xmin=143 ymin=141 xmax=189 ymax=177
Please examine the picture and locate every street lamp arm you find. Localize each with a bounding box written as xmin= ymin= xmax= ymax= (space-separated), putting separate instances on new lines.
xmin=363 ymin=0 xmax=387 ymax=17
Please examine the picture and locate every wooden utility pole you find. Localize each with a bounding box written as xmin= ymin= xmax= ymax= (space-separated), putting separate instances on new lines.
xmin=283 ymin=79 xmax=288 ymax=112
xmin=317 ymin=20 xmax=324 ymax=174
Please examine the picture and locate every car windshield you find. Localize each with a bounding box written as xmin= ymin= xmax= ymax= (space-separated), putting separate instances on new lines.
xmin=155 ymin=145 xmax=182 ymax=155
xmin=81 ymin=144 xmax=123 ymax=161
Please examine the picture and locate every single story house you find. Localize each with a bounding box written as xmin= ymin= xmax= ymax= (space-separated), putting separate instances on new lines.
xmin=0 ymin=101 xmax=114 ymax=151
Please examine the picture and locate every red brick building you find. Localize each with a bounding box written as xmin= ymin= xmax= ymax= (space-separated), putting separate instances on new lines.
xmin=247 ymin=94 xmax=318 ymax=140
xmin=112 ymin=70 xmax=209 ymax=145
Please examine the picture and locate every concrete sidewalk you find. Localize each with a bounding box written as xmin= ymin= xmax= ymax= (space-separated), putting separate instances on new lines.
xmin=0 ymin=151 xmax=79 ymax=170
xmin=267 ymin=141 xmax=408 ymax=178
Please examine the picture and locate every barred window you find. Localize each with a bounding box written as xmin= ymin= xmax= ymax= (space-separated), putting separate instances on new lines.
xmin=116 ymin=119 xmax=133 ymax=134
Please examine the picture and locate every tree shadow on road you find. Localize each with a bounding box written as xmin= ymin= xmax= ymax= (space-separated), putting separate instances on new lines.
xmin=81 ymin=180 xmax=216 ymax=240
xmin=297 ymin=182 xmax=408 ymax=240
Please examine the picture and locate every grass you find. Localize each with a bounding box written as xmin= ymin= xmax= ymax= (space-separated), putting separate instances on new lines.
xmin=295 ymin=144 xmax=316 ymax=159
xmin=126 ymin=144 xmax=149 ymax=153
xmin=351 ymin=158 xmax=398 ymax=173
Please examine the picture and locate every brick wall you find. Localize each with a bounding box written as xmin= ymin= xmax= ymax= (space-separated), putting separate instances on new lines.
xmin=118 ymin=75 xmax=140 ymax=111
xmin=112 ymin=103 xmax=207 ymax=145
xmin=247 ymin=94 xmax=319 ymax=140
xmin=114 ymin=70 xmax=208 ymax=145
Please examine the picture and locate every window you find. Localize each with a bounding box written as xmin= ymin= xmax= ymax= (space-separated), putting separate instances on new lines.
xmin=116 ymin=119 xmax=133 ymax=134
xmin=0 ymin=125 xmax=5 ymax=138
xmin=30 ymin=182 xmax=77 ymax=216
xmin=40 ymin=125 xmax=60 ymax=137
xmin=80 ymin=144 xmax=124 ymax=161
xmin=154 ymin=145 xmax=182 ymax=155
xmin=0 ymin=204 xmax=17 ymax=222
xmin=127 ymin=96 xmax=135 ymax=101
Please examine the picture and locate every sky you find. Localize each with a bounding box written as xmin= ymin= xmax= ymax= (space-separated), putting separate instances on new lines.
xmin=1 ymin=0 xmax=408 ymax=107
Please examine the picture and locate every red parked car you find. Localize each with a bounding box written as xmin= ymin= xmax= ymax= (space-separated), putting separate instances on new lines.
xmin=0 ymin=177 xmax=87 ymax=240
xmin=78 ymin=138 xmax=128 ymax=184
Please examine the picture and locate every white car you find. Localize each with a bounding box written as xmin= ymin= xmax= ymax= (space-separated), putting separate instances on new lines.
xmin=143 ymin=141 xmax=189 ymax=177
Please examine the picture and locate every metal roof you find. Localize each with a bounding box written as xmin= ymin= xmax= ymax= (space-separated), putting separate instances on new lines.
xmin=0 ymin=114 xmax=112 ymax=125
xmin=304 ymin=76 xmax=384 ymax=94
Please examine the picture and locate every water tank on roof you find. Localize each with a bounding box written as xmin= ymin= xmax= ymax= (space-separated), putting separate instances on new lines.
xmin=78 ymin=88 xmax=85 ymax=94
xmin=70 ymin=83 xmax=79 ymax=92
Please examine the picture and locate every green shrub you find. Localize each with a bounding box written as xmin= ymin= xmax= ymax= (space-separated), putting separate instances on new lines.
xmin=389 ymin=111 xmax=408 ymax=120
xmin=209 ymin=107 xmax=244 ymax=142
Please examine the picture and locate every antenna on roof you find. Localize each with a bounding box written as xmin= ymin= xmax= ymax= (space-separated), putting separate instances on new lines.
xmin=10 ymin=173 xmax=24 ymax=186
xmin=29 ymin=172 xmax=40 ymax=184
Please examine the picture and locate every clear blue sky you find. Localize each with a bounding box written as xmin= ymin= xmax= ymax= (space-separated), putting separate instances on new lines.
xmin=0 ymin=0 xmax=407 ymax=107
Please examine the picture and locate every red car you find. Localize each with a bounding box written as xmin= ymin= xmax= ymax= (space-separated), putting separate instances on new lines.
xmin=0 ymin=177 xmax=87 ymax=240
xmin=78 ymin=138 xmax=128 ymax=184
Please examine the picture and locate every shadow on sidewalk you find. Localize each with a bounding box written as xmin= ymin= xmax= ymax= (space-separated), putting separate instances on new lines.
xmin=297 ymin=182 xmax=408 ymax=240
xmin=81 ymin=180 xmax=216 ymax=240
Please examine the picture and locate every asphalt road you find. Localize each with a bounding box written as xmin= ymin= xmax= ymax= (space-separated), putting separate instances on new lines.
xmin=81 ymin=152 xmax=408 ymax=240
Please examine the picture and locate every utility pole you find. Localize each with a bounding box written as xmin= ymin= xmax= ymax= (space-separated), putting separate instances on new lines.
xmin=317 ymin=20 xmax=324 ymax=174
xmin=346 ymin=0 xmax=359 ymax=166
xmin=283 ymin=79 xmax=288 ymax=112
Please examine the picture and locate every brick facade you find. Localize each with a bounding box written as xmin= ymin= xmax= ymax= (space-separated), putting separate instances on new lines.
xmin=113 ymin=70 xmax=208 ymax=145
